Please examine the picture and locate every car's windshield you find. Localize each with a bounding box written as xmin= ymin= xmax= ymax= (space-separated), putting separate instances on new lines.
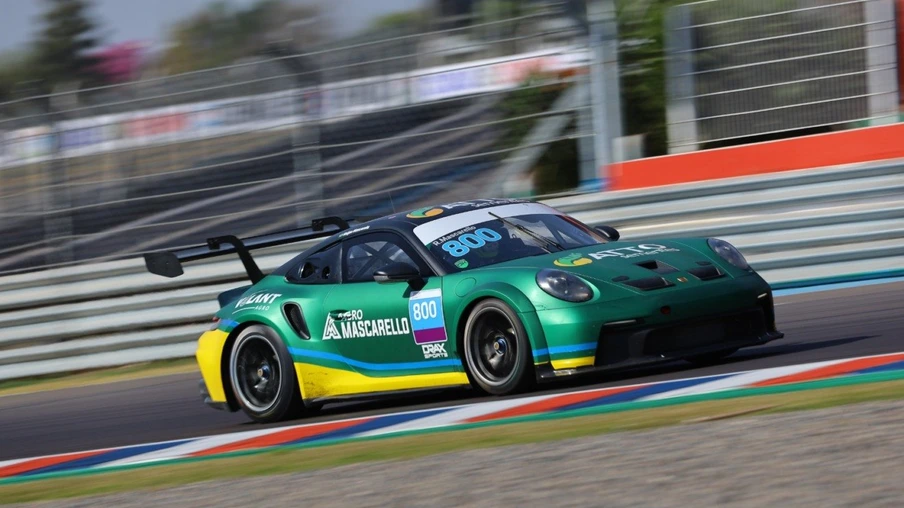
xmin=413 ymin=204 xmax=608 ymax=273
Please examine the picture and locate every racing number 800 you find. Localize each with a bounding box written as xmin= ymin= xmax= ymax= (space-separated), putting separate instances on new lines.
xmin=441 ymin=228 xmax=503 ymax=258
xmin=412 ymin=300 xmax=437 ymax=321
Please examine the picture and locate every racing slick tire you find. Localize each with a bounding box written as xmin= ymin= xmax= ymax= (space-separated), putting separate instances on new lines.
xmin=685 ymin=348 xmax=739 ymax=367
xmin=229 ymin=324 xmax=303 ymax=423
xmin=463 ymin=299 xmax=533 ymax=395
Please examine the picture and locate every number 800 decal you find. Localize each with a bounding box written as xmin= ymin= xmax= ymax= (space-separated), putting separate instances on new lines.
xmin=441 ymin=228 xmax=502 ymax=257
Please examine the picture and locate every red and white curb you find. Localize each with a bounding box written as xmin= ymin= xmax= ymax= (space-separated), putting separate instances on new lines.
xmin=3 ymin=351 xmax=903 ymax=479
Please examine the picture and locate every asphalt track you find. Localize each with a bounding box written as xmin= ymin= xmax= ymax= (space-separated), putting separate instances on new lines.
xmin=1 ymin=281 xmax=902 ymax=462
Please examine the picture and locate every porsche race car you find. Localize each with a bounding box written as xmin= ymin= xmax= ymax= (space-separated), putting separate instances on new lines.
xmin=145 ymin=198 xmax=783 ymax=423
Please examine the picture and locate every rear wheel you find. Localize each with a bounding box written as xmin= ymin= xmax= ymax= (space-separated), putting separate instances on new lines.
xmin=463 ymin=299 xmax=533 ymax=395
xmin=229 ymin=325 xmax=303 ymax=423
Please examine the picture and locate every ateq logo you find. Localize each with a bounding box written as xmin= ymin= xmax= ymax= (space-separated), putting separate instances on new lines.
xmin=406 ymin=206 xmax=444 ymax=219
xmin=588 ymin=244 xmax=679 ymax=260
xmin=421 ymin=343 xmax=448 ymax=359
xmin=554 ymin=253 xmax=592 ymax=267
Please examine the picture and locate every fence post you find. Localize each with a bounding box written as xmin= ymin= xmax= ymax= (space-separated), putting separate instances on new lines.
xmin=586 ymin=0 xmax=623 ymax=191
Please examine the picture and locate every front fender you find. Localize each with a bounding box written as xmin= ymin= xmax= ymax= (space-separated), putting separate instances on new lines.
xmin=451 ymin=282 xmax=550 ymax=365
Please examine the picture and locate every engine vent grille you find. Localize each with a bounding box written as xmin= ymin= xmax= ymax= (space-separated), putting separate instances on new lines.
xmin=623 ymin=276 xmax=674 ymax=291
xmin=688 ymin=265 xmax=725 ymax=281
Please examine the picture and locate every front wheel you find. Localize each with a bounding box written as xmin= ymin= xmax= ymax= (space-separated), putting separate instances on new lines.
xmin=463 ymin=299 xmax=533 ymax=395
xmin=229 ymin=324 xmax=303 ymax=423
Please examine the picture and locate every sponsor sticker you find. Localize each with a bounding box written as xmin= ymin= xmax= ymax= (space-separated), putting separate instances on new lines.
xmin=587 ymin=244 xmax=679 ymax=260
xmin=454 ymin=259 xmax=469 ymax=269
xmin=408 ymin=288 xmax=448 ymax=345
xmin=339 ymin=225 xmax=370 ymax=237
xmin=234 ymin=292 xmax=282 ymax=312
xmin=406 ymin=206 xmax=445 ymax=219
xmin=322 ymin=309 xmax=411 ymax=340
xmin=554 ymin=253 xmax=592 ymax=267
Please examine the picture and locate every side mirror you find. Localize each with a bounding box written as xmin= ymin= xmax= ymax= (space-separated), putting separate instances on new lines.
xmin=373 ymin=262 xmax=421 ymax=283
xmin=595 ymin=225 xmax=620 ymax=241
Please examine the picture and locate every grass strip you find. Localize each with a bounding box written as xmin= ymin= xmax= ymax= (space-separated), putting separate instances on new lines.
xmin=0 ymin=358 xmax=198 ymax=397
xmin=3 ymin=371 xmax=904 ymax=504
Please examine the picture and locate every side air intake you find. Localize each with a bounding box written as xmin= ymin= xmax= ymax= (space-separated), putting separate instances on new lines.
xmin=283 ymin=303 xmax=311 ymax=340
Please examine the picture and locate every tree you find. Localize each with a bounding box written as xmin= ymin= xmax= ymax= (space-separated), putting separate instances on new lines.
xmin=33 ymin=0 xmax=102 ymax=91
xmin=160 ymin=0 xmax=324 ymax=75
xmin=368 ymin=9 xmax=431 ymax=35
xmin=0 ymin=51 xmax=38 ymax=103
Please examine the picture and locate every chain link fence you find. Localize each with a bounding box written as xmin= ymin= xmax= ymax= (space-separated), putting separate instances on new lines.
xmin=0 ymin=4 xmax=592 ymax=275
xmin=665 ymin=0 xmax=900 ymax=152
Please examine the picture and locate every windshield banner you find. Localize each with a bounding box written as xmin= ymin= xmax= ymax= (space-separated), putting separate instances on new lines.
xmin=412 ymin=202 xmax=559 ymax=245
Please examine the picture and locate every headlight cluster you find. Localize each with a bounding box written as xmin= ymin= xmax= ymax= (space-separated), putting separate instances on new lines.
xmin=536 ymin=269 xmax=593 ymax=302
xmin=707 ymin=238 xmax=750 ymax=270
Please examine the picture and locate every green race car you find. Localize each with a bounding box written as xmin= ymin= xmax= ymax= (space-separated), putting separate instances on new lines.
xmin=146 ymin=198 xmax=783 ymax=423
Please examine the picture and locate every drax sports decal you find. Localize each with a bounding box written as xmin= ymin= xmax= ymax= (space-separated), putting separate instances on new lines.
xmin=322 ymin=309 xmax=411 ymax=340
xmin=408 ymin=288 xmax=449 ymax=361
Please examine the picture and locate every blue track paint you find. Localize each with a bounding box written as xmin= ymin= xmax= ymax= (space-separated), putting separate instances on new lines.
xmin=556 ymin=375 xmax=733 ymax=412
xmin=291 ymin=408 xmax=451 ymax=444
xmin=852 ymin=360 xmax=904 ymax=375
xmin=22 ymin=440 xmax=192 ymax=476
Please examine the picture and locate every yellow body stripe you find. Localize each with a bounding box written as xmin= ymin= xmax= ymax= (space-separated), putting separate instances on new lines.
xmin=196 ymin=330 xmax=230 ymax=402
xmin=295 ymin=363 xmax=470 ymax=400
xmin=550 ymin=356 xmax=595 ymax=370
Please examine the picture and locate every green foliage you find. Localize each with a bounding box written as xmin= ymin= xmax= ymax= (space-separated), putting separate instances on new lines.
xmin=368 ymin=10 xmax=430 ymax=34
xmin=0 ymin=51 xmax=39 ymax=102
xmin=616 ymin=0 xmax=672 ymax=157
xmin=32 ymin=0 xmax=102 ymax=92
xmin=499 ymin=75 xmax=578 ymax=195
xmin=161 ymin=0 xmax=322 ymax=75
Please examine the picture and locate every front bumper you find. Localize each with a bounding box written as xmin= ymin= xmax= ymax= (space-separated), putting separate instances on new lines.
xmin=534 ymin=275 xmax=784 ymax=379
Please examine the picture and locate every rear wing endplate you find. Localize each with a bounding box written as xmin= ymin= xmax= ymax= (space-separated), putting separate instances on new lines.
xmin=144 ymin=216 xmax=350 ymax=283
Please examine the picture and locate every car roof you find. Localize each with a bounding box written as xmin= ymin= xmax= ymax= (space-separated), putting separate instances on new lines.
xmin=271 ymin=198 xmax=538 ymax=277
xmin=352 ymin=198 xmax=536 ymax=237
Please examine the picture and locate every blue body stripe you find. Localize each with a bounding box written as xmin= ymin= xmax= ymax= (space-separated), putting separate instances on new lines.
xmin=288 ymin=347 xmax=460 ymax=371
xmin=532 ymin=342 xmax=597 ymax=358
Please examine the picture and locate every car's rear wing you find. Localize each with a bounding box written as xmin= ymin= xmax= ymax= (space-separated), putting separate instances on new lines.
xmin=144 ymin=216 xmax=350 ymax=284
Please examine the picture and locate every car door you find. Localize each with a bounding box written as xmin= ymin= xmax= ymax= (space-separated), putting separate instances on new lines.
xmin=322 ymin=231 xmax=456 ymax=377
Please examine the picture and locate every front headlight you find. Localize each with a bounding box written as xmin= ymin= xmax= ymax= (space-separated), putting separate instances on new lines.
xmin=536 ymin=269 xmax=593 ymax=302
xmin=707 ymin=238 xmax=750 ymax=270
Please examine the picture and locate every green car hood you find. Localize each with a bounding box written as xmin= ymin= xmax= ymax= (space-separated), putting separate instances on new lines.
xmin=482 ymin=239 xmax=743 ymax=292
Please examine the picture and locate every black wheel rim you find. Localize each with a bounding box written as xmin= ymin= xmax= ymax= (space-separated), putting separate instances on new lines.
xmin=468 ymin=309 xmax=519 ymax=386
xmin=233 ymin=336 xmax=281 ymax=412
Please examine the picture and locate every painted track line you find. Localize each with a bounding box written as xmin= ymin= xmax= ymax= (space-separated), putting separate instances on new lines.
xmin=4 ymin=350 xmax=904 ymax=481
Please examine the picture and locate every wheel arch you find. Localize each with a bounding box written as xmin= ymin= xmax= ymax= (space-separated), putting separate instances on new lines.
xmin=220 ymin=316 xmax=296 ymax=412
xmin=452 ymin=282 xmax=549 ymax=366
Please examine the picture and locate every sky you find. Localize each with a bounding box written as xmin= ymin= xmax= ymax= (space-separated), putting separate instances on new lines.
xmin=0 ymin=0 xmax=427 ymax=53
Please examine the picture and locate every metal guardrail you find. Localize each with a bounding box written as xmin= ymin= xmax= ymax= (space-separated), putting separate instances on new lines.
xmin=1 ymin=160 xmax=902 ymax=380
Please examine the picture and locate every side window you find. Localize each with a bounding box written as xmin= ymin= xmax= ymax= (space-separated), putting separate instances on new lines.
xmin=342 ymin=232 xmax=428 ymax=283
xmin=288 ymin=242 xmax=341 ymax=284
